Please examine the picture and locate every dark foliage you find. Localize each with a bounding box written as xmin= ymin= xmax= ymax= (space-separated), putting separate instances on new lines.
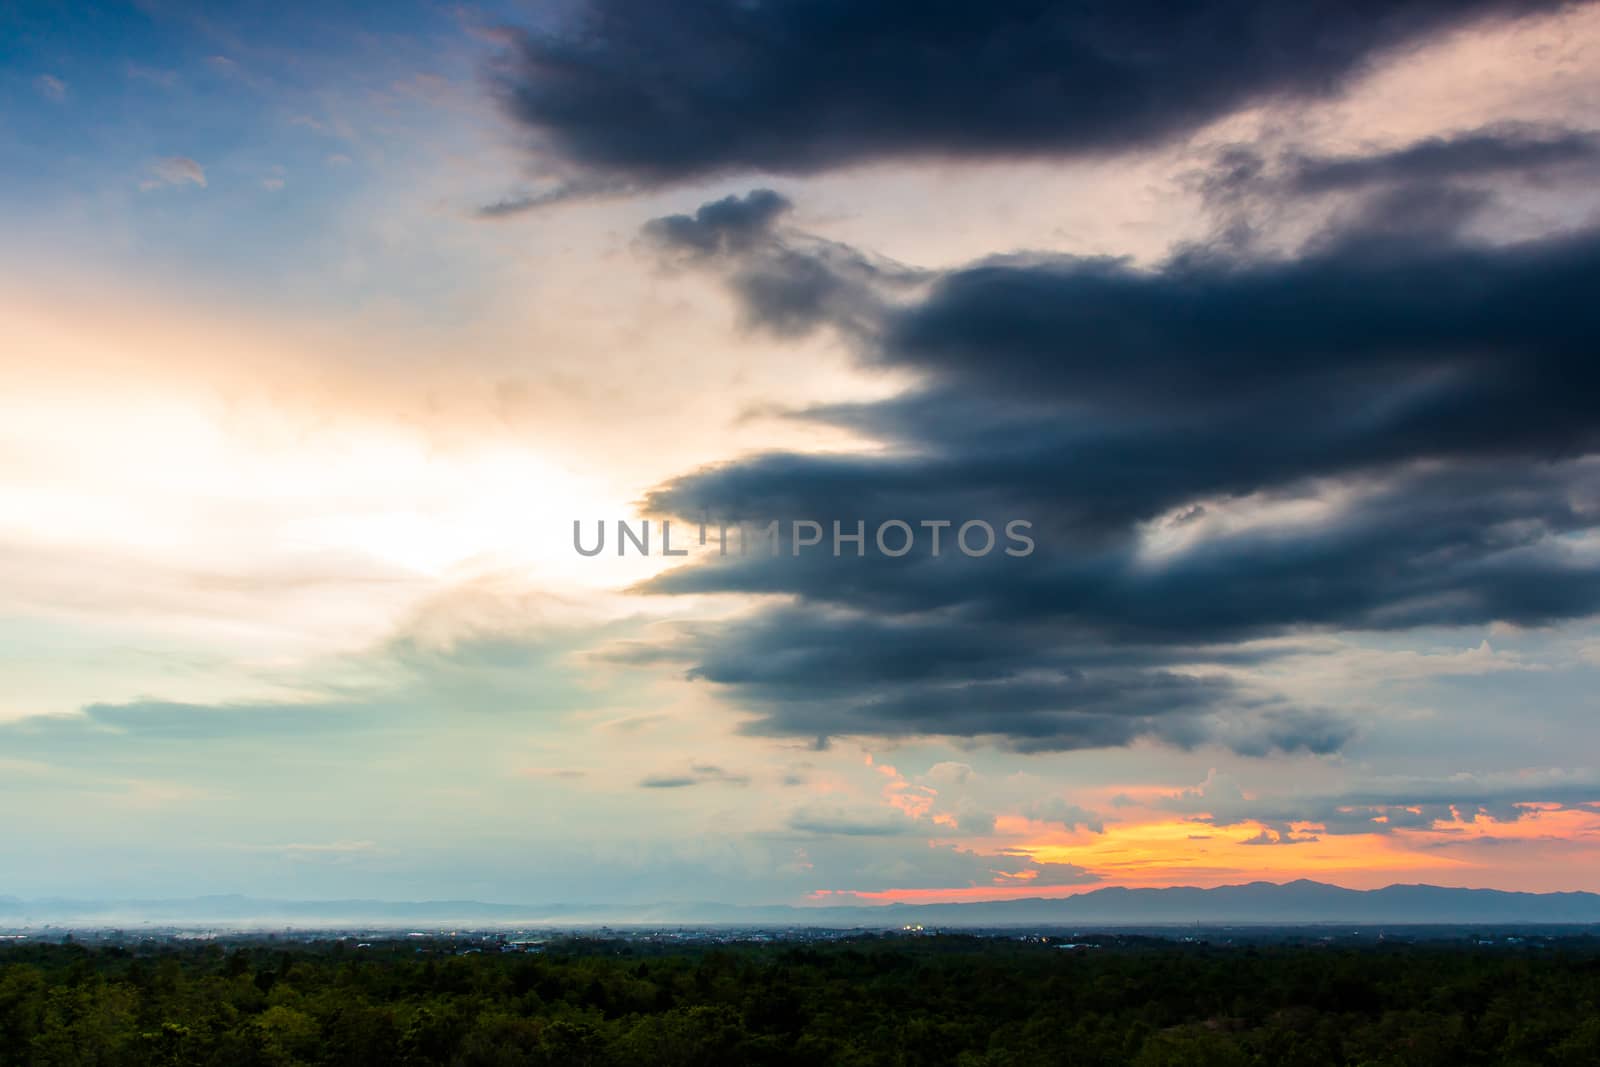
xmin=3 ymin=935 xmax=1599 ymax=1065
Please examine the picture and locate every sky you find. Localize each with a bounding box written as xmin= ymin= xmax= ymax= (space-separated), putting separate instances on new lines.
xmin=2 ymin=0 xmax=1599 ymax=908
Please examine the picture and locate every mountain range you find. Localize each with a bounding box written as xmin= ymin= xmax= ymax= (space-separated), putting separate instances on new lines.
xmin=4 ymin=880 xmax=1600 ymax=928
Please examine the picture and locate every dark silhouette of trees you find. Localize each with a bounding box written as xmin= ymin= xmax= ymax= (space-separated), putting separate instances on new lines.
xmin=0 ymin=934 xmax=1597 ymax=1065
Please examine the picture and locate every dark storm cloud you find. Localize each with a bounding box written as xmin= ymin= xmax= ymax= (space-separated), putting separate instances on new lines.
xmin=645 ymin=449 xmax=1600 ymax=643
xmin=621 ymin=605 xmax=1353 ymax=754
xmin=492 ymin=0 xmax=1576 ymax=186
xmin=748 ymin=669 xmax=1232 ymax=753
xmin=618 ymin=131 xmax=1600 ymax=752
xmin=874 ymin=230 xmax=1600 ymax=425
xmin=1284 ymin=124 xmax=1600 ymax=194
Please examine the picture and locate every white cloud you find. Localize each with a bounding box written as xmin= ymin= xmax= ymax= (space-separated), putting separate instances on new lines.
xmin=141 ymin=157 xmax=207 ymax=191
xmin=34 ymin=74 xmax=67 ymax=101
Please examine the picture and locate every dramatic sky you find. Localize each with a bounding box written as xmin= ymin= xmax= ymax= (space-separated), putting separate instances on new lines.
xmin=3 ymin=0 xmax=1600 ymax=907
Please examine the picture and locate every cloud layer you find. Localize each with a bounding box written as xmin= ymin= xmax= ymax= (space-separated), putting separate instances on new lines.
xmin=629 ymin=125 xmax=1600 ymax=752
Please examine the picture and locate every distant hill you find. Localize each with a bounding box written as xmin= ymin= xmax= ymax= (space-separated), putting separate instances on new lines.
xmin=815 ymin=879 xmax=1600 ymax=926
xmin=3 ymin=879 xmax=1599 ymax=928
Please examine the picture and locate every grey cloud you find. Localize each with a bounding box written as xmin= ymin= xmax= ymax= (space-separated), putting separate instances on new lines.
xmin=1025 ymin=798 xmax=1106 ymax=834
xmin=639 ymin=763 xmax=751 ymax=789
xmin=643 ymin=188 xmax=921 ymax=339
xmin=15 ymin=700 xmax=373 ymax=743
xmin=1219 ymin=708 xmax=1359 ymax=759
xmin=1199 ymin=124 xmax=1600 ymax=209
xmin=1163 ymin=770 xmax=1600 ymax=837
xmin=955 ymin=811 xmax=998 ymax=835
xmin=1241 ymin=829 xmax=1321 ymax=845
xmin=786 ymin=807 xmax=915 ymax=836
xmin=476 ymin=177 xmax=635 ymax=218
xmin=643 ymin=189 xmax=793 ymax=255
xmin=1194 ymin=124 xmax=1600 ymax=251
